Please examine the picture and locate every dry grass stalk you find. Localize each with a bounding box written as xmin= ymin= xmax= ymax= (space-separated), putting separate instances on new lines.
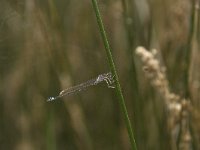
xmin=135 ymin=46 xmax=192 ymax=150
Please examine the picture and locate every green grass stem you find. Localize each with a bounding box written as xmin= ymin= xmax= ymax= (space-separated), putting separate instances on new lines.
xmin=91 ymin=0 xmax=137 ymax=149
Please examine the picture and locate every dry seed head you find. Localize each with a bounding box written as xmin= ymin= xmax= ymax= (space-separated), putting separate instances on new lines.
xmin=157 ymin=72 xmax=165 ymax=81
xmin=136 ymin=46 xmax=153 ymax=62
xmin=135 ymin=46 xmax=192 ymax=149
xmin=143 ymin=68 xmax=154 ymax=78
xmin=151 ymin=49 xmax=158 ymax=56
xmin=136 ymin=46 xmax=170 ymax=101
xmin=168 ymin=102 xmax=182 ymax=113
xmin=152 ymin=79 xmax=162 ymax=88
xmin=148 ymin=59 xmax=159 ymax=71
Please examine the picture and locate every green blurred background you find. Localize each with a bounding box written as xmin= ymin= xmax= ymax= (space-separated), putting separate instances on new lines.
xmin=0 ymin=0 xmax=199 ymax=149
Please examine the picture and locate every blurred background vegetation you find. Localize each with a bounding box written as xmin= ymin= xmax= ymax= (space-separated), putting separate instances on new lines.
xmin=0 ymin=0 xmax=199 ymax=149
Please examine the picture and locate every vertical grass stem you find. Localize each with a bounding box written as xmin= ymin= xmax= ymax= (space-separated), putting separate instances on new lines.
xmin=91 ymin=0 xmax=137 ymax=149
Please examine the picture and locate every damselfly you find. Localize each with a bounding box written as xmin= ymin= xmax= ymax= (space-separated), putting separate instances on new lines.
xmin=47 ymin=72 xmax=115 ymax=102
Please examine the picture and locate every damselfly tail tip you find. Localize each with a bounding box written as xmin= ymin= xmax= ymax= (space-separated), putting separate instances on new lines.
xmin=47 ymin=97 xmax=55 ymax=102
